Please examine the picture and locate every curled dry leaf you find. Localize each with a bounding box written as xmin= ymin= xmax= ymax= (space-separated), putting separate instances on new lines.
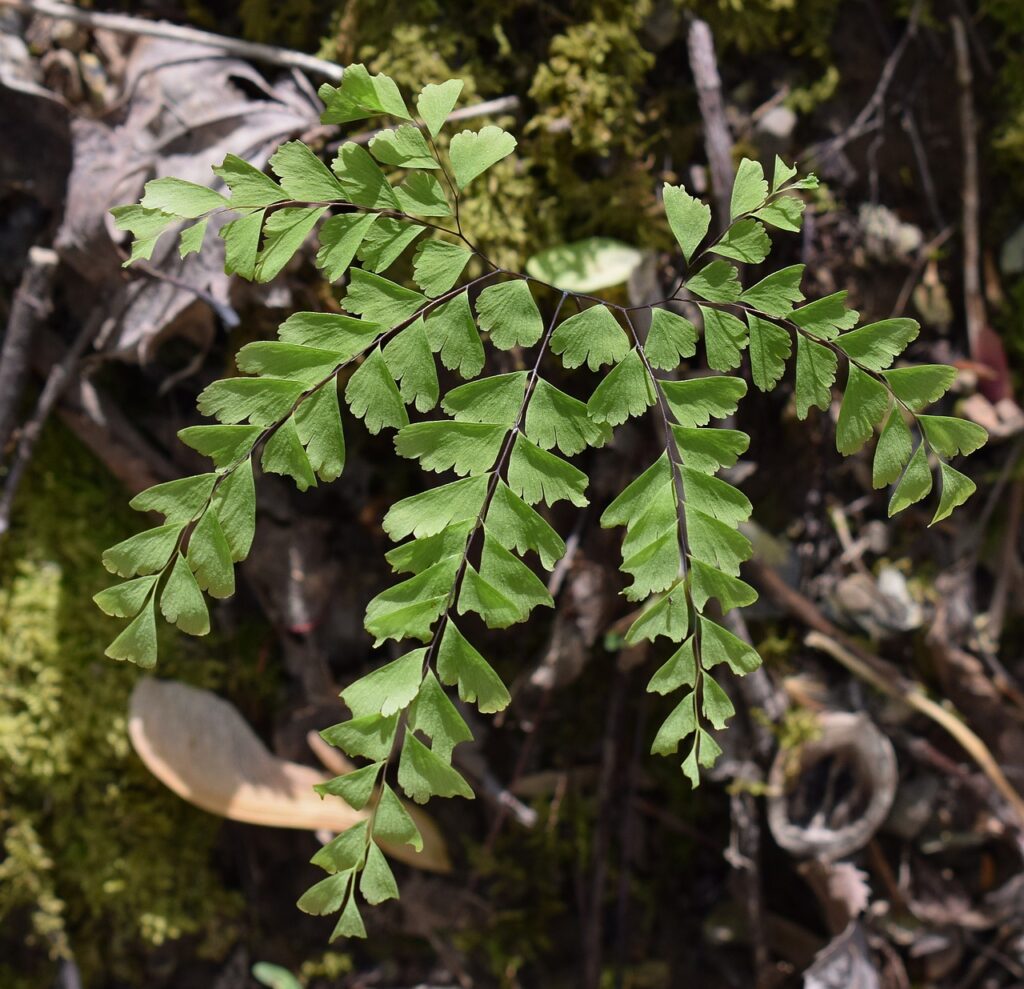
xmin=767 ymin=711 xmax=897 ymax=860
xmin=128 ymin=677 xmax=450 ymax=872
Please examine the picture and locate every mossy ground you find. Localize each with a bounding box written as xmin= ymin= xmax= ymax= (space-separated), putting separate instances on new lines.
xmin=0 ymin=425 xmax=246 ymax=986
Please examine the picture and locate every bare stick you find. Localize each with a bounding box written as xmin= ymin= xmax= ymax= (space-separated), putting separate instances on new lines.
xmin=952 ymin=16 xmax=987 ymax=361
xmin=0 ymin=0 xmax=344 ymax=81
xmin=686 ymin=17 xmax=734 ymax=228
xmin=0 ymin=247 xmax=57 ymax=455
xmin=0 ymin=317 xmax=101 ymax=536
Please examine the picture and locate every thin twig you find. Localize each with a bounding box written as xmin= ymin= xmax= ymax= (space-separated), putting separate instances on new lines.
xmin=0 ymin=315 xmax=102 ymax=536
xmin=0 ymin=0 xmax=344 ymax=80
xmin=0 ymin=247 xmax=57 ymax=455
xmin=952 ymin=16 xmax=987 ymax=365
xmin=805 ymin=0 xmax=921 ymax=167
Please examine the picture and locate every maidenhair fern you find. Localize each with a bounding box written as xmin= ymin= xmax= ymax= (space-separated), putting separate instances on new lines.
xmin=96 ymin=64 xmax=987 ymax=939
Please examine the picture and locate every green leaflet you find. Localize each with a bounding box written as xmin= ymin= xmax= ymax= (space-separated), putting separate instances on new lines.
xmin=663 ymin=183 xmax=711 ymax=262
xmin=179 ymin=219 xmax=208 ymax=258
xmin=700 ymin=616 xmax=761 ymax=675
xmin=394 ymin=420 xmax=505 ymax=475
xmin=385 ymin=520 xmax=472 ymax=575
xmin=436 ymin=621 xmax=510 ymax=713
xmin=448 ymin=125 xmax=517 ymax=188
xmin=412 ymin=240 xmax=471 ymax=297
xmin=318 ymin=63 xmax=411 ymax=124
xmin=160 ymin=553 xmax=210 ymax=635
xmin=424 ymin=293 xmax=485 ymax=379
xmin=211 ymin=460 xmax=255 ymax=561
xmin=130 ymin=473 xmax=217 ymax=523
xmin=475 ymin=280 xmax=543 ymax=350
xmin=269 ymin=141 xmax=343 ymax=201
xmin=651 ymin=691 xmax=697 ymax=757
xmin=187 ymin=510 xmax=235 ymax=598
xmin=321 ymin=713 xmax=399 ymax=762
xmin=836 ymin=365 xmax=889 ymax=455
xmin=731 ymin=158 xmax=769 ymax=219
xmin=314 ymin=762 xmax=382 ymax=809
xmin=747 ymin=314 xmax=791 ymax=392
xmin=880 ymin=365 xmax=957 ymax=411
xmin=235 ymin=341 xmax=341 ymax=385
xmin=710 ymin=219 xmax=770 ymax=264
xmin=417 ymin=79 xmax=463 ymax=137
xmin=659 ymin=376 xmax=747 ymax=428
xmin=383 ymin=474 xmax=489 ymax=541
xmin=213 ymin=153 xmax=283 ymax=206
xmin=369 ymin=124 xmax=438 ymax=169
xmin=93 ymin=575 xmax=158 ymax=619
xmin=442 ymin=371 xmax=526 ymax=424
xmin=345 ymin=348 xmax=409 ymax=435
xmin=333 ymin=143 xmax=400 ymax=210
xmin=256 ymin=206 xmax=327 ymax=282
xmin=689 ymin=559 xmax=757 ymax=613
xmin=550 ymin=305 xmax=629 ymax=371
xmin=485 ymin=481 xmax=566 ymax=570
xmin=261 ymin=417 xmax=317 ymax=491
xmin=794 ymin=334 xmax=838 ymax=419
xmin=105 ymin=597 xmax=159 ymax=668
xmin=342 ymin=650 xmax=425 ymax=718
xmin=394 ymin=172 xmax=453 ymax=217
xmin=872 ymin=409 xmax=914 ymax=489
xmin=889 ymin=444 xmax=932 ymax=516
xmin=357 ymin=217 xmax=425 ymax=272
xmin=383 ymin=319 xmax=440 ymax=412
xmin=111 ymin=205 xmax=176 ymax=264
xmin=408 ymin=671 xmax=473 ymax=760
xmin=700 ymin=307 xmax=748 ymax=372
xmin=296 ymin=382 xmax=346 ymax=482
xmin=363 ymin=556 xmax=459 ymax=644
xmin=196 ymin=377 xmax=304 ymax=426
xmin=316 ymin=212 xmax=378 ymax=281
xmin=791 ymin=292 xmax=859 ymax=340
xmin=103 ymin=523 xmax=182 ymax=578
xmin=458 ymin=533 xmax=554 ymax=628
xmin=222 ymin=209 xmax=264 ymax=279
xmin=648 ymin=638 xmax=697 ymax=694
xmin=526 ymin=379 xmax=612 ymax=455
xmin=626 ymin=582 xmax=689 ymax=644
xmin=685 ymin=260 xmax=741 ymax=303
xmin=373 ymin=783 xmax=423 ymax=849
xmin=344 ymin=269 xmax=426 ymax=326
xmin=587 ymin=350 xmax=657 ymax=426
xmin=141 ymin=177 xmax=227 ymax=218
xmin=278 ymin=311 xmax=381 ymax=354
xmin=644 ymin=309 xmax=697 ymax=370
xmin=178 ymin=424 xmax=261 ymax=468
xmin=919 ymin=416 xmax=988 ymax=458
xmin=932 ymin=463 xmax=976 ymax=525
xmin=360 ymin=844 xmax=399 ymax=905
xmin=672 ymin=427 xmax=749 ymax=474
xmin=740 ymin=264 xmax=805 ymax=317
xmin=754 ymin=195 xmax=805 ymax=233
xmin=507 ymin=434 xmax=589 ymax=507
xmin=772 ymin=155 xmax=798 ymax=191
xmin=398 ymin=733 xmax=474 ymax=803
xmin=835 ymin=318 xmax=919 ymax=371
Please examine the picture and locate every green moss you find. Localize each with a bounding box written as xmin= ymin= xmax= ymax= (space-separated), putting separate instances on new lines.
xmin=0 ymin=425 xmax=245 ymax=986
